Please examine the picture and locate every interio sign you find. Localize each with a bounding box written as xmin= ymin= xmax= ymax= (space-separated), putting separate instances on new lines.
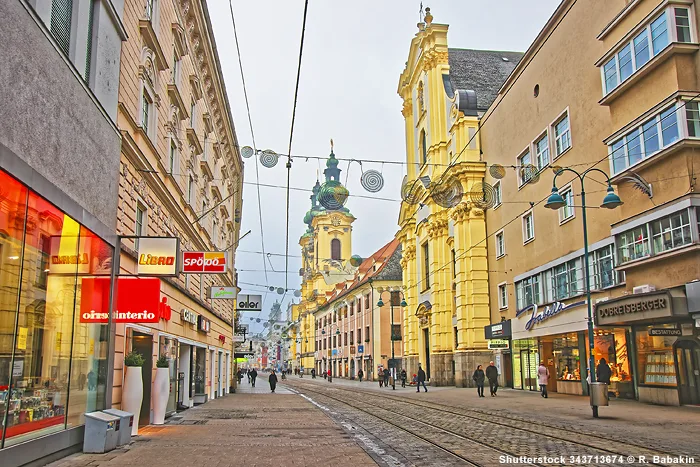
xmin=182 ymin=251 xmax=227 ymax=273
xmin=79 ymin=277 xmax=171 ymax=323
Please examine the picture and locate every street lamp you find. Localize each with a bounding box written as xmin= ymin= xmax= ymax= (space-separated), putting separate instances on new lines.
xmin=544 ymin=167 xmax=622 ymax=418
xmin=377 ymin=290 xmax=407 ymax=390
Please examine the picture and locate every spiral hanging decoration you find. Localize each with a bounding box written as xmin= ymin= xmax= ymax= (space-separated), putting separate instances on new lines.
xmin=360 ymin=169 xmax=384 ymax=193
xmin=431 ymin=176 xmax=464 ymax=208
xmin=521 ymin=163 xmax=541 ymax=184
xmin=293 ymin=290 xmax=302 ymax=298
xmin=400 ymin=178 xmax=424 ymax=205
xmin=318 ymin=182 xmax=349 ymax=210
xmin=277 ymin=287 xmax=285 ymax=295
xmin=241 ymin=146 xmax=255 ymax=159
xmin=551 ymin=165 xmax=564 ymax=175
xmin=489 ymin=164 xmax=506 ymax=179
xmin=469 ymin=181 xmax=497 ymax=210
xmin=268 ymin=286 xmax=275 ymax=292
xmin=260 ymin=149 xmax=279 ymax=168
xmin=349 ymin=255 xmax=363 ymax=267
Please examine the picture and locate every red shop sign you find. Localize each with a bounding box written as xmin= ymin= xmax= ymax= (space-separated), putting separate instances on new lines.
xmin=79 ymin=277 xmax=171 ymax=323
xmin=182 ymin=251 xmax=227 ymax=274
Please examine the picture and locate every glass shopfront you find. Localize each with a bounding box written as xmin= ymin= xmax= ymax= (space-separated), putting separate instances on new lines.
xmin=512 ymin=338 xmax=539 ymax=391
xmin=587 ymin=329 xmax=633 ymax=398
xmin=0 ymin=168 xmax=112 ymax=448
xmin=159 ymin=337 xmax=178 ymax=415
xmin=553 ymin=333 xmax=581 ymax=382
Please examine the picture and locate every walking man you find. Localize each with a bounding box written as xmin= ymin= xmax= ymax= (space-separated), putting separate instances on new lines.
xmin=358 ymin=369 xmax=364 ymax=382
xmin=473 ymin=365 xmax=486 ymax=397
xmin=249 ymin=368 xmax=258 ymax=388
xmin=537 ymin=362 xmax=549 ymax=398
xmin=268 ymin=370 xmax=278 ymax=393
xmin=383 ymin=367 xmax=390 ymax=388
xmin=400 ymin=369 xmax=407 ymax=388
xmin=378 ymin=367 xmax=384 ymax=387
xmin=486 ymin=361 xmax=499 ymax=396
xmin=416 ymin=364 xmax=428 ymax=393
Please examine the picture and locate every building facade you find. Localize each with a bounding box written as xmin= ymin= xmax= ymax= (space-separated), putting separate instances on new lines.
xmin=112 ymin=0 xmax=243 ymax=424
xmin=0 ymin=0 xmax=126 ymax=464
xmin=481 ymin=0 xmax=700 ymax=406
xmin=313 ymin=239 xmax=403 ymax=381
xmin=396 ymin=8 xmax=522 ymax=386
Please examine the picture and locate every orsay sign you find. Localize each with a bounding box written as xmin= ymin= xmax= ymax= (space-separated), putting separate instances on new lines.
xmin=517 ymin=301 xmax=587 ymax=331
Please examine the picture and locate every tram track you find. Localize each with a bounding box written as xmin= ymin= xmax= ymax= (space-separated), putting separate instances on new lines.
xmin=286 ymin=379 xmax=678 ymax=466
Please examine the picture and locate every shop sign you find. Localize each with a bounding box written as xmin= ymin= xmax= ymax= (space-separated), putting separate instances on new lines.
xmin=17 ymin=327 xmax=28 ymax=350
xmin=210 ymin=286 xmax=236 ymax=300
xmin=198 ymin=315 xmax=211 ymax=333
xmin=332 ymin=349 xmax=337 ymax=356
xmin=136 ymin=237 xmax=179 ymax=276
xmin=79 ymin=277 xmax=171 ymax=323
xmin=517 ymin=301 xmax=587 ymax=332
xmin=218 ymin=334 xmax=226 ymax=344
xmin=236 ymin=294 xmax=263 ymax=311
xmin=182 ymin=309 xmax=198 ymax=325
xmin=596 ymin=292 xmax=673 ymax=326
xmin=649 ymin=328 xmax=682 ymax=336
xmin=357 ymin=344 xmax=364 ymax=353
xmin=350 ymin=346 xmax=355 ymax=354
xmin=485 ymin=320 xmax=512 ymax=339
xmin=488 ymin=339 xmax=510 ymax=349
xmin=182 ymin=251 xmax=227 ymax=274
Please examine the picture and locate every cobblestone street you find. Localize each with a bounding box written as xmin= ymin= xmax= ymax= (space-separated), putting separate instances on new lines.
xmin=47 ymin=376 xmax=699 ymax=467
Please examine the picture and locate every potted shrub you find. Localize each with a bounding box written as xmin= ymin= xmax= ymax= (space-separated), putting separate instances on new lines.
xmin=122 ymin=352 xmax=145 ymax=435
xmin=152 ymin=356 xmax=170 ymax=425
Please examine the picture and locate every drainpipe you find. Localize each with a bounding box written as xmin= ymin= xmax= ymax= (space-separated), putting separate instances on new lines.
xmin=368 ymin=278 xmax=375 ymax=380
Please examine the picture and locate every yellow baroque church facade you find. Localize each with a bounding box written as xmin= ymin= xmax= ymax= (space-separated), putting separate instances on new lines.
xmin=396 ymin=8 xmax=523 ymax=386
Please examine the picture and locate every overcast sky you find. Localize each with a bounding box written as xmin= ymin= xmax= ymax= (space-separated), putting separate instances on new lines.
xmin=208 ymin=0 xmax=561 ymax=334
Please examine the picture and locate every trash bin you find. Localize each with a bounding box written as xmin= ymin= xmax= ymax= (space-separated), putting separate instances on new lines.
xmin=589 ymin=382 xmax=609 ymax=407
xmin=83 ymin=411 xmax=120 ymax=453
xmin=103 ymin=408 xmax=133 ymax=446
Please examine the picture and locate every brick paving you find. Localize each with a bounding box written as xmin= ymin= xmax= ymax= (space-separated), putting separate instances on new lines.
xmin=46 ymin=375 xmax=375 ymax=467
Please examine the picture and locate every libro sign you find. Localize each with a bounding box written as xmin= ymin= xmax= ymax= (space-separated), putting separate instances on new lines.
xmin=136 ymin=237 xmax=179 ymax=276
xmin=210 ymin=286 xmax=236 ymax=300
xmin=182 ymin=251 xmax=227 ymax=274
xmin=236 ymin=294 xmax=263 ymax=311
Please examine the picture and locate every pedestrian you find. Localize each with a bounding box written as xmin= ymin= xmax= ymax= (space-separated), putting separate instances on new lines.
xmin=247 ymin=368 xmax=251 ymax=384
xmin=237 ymin=368 xmax=243 ymax=384
xmin=384 ymin=368 xmax=390 ymax=388
xmin=87 ymin=370 xmax=96 ymax=390
xmin=358 ymin=369 xmax=364 ymax=382
xmin=537 ymin=362 xmax=549 ymax=398
xmin=78 ymin=372 xmax=86 ymax=391
xmin=311 ymin=368 xmax=316 ymax=379
xmin=416 ymin=364 xmax=427 ymax=392
xmin=400 ymin=369 xmax=407 ymax=388
xmin=268 ymin=370 xmax=278 ymax=393
xmin=485 ymin=361 xmax=499 ymax=397
xmin=472 ymin=365 xmax=485 ymax=397
xmin=378 ymin=368 xmax=384 ymax=387
xmin=327 ymin=369 xmax=332 ymax=383
xmin=250 ymin=368 xmax=258 ymax=387
xmin=596 ymin=358 xmax=612 ymax=384
xmin=300 ymin=367 xmax=304 ymax=378
xmin=323 ymin=369 xmax=327 ymax=379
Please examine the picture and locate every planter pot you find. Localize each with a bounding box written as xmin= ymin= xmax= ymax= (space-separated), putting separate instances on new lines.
xmin=152 ymin=367 xmax=169 ymax=425
xmin=122 ymin=366 xmax=143 ymax=436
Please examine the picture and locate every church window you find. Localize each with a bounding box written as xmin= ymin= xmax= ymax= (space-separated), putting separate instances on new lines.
xmin=331 ymin=239 xmax=341 ymax=261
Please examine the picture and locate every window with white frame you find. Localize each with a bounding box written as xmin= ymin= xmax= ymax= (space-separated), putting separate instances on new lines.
xmin=609 ymin=104 xmax=680 ymax=175
xmin=559 ymin=185 xmax=574 ymax=222
xmin=617 ymin=225 xmax=650 ymax=263
xmin=686 ymin=102 xmax=700 ymax=137
xmin=496 ymin=231 xmax=505 ymax=258
xmin=141 ymin=90 xmax=152 ymax=137
xmin=516 ymin=275 xmax=540 ymax=310
xmin=553 ymin=259 xmax=579 ymax=300
xmin=522 ymin=212 xmax=534 ymax=243
xmin=169 ymin=139 xmax=177 ymax=174
xmin=187 ymin=175 xmax=194 ymax=204
xmin=493 ymin=180 xmax=502 ymax=207
xmin=591 ymin=245 xmax=619 ymax=290
xmin=145 ymin=0 xmax=156 ymax=21
xmin=601 ymin=7 xmax=693 ymax=96
xmin=534 ymin=133 xmax=549 ymax=169
xmin=651 ymin=210 xmax=692 ymax=254
xmin=517 ymin=150 xmax=532 ymax=186
xmin=172 ymin=47 xmax=180 ymax=85
xmin=135 ymin=203 xmax=146 ymax=249
xmin=498 ymin=283 xmax=508 ymax=309
xmin=190 ymin=99 xmax=196 ymax=128
xmin=554 ymin=112 xmax=571 ymax=157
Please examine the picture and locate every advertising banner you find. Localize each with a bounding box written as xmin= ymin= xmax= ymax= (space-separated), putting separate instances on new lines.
xmin=137 ymin=237 xmax=179 ymax=276
xmin=79 ymin=277 xmax=171 ymax=323
xmin=182 ymin=251 xmax=227 ymax=273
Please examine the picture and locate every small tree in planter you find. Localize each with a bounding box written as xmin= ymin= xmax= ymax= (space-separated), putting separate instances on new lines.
xmin=122 ymin=352 xmax=145 ymax=435
xmin=153 ymin=356 xmax=170 ymax=425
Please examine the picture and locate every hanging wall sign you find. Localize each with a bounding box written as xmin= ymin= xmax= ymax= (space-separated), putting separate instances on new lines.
xmin=137 ymin=237 xmax=179 ymax=276
xmin=182 ymin=251 xmax=227 ymax=273
xmin=210 ymin=286 xmax=236 ymax=299
xmin=236 ymin=294 xmax=262 ymax=311
xmin=198 ymin=315 xmax=211 ymax=333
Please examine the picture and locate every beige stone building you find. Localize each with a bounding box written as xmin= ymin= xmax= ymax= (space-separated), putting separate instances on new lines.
xmin=481 ymin=0 xmax=700 ymax=406
xmin=113 ymin=0 xmax=243 ymax=423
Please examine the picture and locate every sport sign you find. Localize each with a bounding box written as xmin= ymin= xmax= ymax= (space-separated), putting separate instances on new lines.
xmin=236 ymin=294 xmax=263 ymax=312
xmin=182 ymin=251 xmax=227 ymax=274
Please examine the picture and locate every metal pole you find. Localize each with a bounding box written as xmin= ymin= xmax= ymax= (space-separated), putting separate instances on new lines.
xmin=580 ymin=183 xmax=598 ymax=418
xmin=391 ymin=297 xmax=395 ymax=390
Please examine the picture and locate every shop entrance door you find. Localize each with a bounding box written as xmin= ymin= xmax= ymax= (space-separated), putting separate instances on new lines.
xmin=520 ymin=349 xmax=539 ymax=391
xmin=350 ymin=359 xmax=355 ymax=379
xmin=423 ymin=328 xmax=431 ymax=380
xmin=675 ymin=340 xmax=700 ymax=405
xmin=503 ymin=352 xmax=513 ymax=388
xmin=132 ymin=332 xmax=153 ymax=425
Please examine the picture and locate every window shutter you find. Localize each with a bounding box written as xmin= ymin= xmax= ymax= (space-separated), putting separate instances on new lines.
xmin=51 ymin=0 xmax=74 ymax=57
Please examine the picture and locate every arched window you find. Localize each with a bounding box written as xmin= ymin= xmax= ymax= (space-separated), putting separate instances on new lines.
xmin=331 ymin=239 xmax=341 ymax=260
xmin=420 ymin=129 xmax=427 ymax=165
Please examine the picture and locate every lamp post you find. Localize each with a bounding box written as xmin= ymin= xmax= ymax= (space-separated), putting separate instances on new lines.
xmin=377 ymin=291 xmax=408 ymax=390
xmin=544 ymin=167 xmax=623 ymax=418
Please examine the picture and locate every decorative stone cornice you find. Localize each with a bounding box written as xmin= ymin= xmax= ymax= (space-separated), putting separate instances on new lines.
xmin=401 ymin=98 xmax=413 ymax=118
xmin=427 ymin=219 xmax=448 ymax=239
xmin=422 ymin=50 xmax=449 ymax=71
xmin=450 ymin=202 xmax=471 ymax=221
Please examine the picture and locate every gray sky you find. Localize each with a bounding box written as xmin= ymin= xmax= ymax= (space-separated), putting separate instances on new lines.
xmin=208 ymin=0 xmax=561 ymax=334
